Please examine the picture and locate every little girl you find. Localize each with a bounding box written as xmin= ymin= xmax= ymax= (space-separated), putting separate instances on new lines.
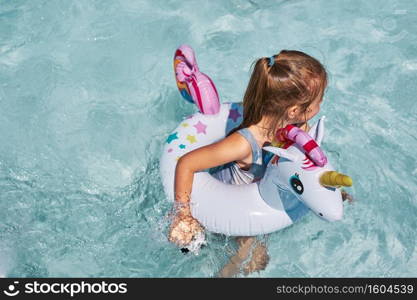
xmin=168 ymin=49 xmax=328 ymax=277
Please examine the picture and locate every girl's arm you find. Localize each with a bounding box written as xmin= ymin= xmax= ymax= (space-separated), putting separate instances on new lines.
xmin=174 ymin=132 xmax=251 ymax=215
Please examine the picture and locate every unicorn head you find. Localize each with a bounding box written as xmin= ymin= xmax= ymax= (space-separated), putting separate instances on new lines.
xmin=259 ymin=117 xmax=352 ymax=222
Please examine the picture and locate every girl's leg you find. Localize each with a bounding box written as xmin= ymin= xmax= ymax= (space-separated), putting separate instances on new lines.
xmin=241 ymin=236 xmax=270 ymax=275
xmin=217 ymin=236 xmax=269 ymax=277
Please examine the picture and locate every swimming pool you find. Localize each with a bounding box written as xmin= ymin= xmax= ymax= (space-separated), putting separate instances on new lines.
xmin=0 ymin=0 xmax=416 ymax=277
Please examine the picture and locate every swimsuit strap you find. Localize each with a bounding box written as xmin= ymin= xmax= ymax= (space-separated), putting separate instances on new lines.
xmin=236 ymin=128 xmax=262 ymax=164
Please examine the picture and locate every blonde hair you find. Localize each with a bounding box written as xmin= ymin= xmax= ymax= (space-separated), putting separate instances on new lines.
xmin=228 ymin=50 xmax=328 ymax=138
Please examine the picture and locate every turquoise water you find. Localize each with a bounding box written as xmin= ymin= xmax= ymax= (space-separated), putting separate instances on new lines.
xmin=0 ymin=0 xmax=416 ymax=277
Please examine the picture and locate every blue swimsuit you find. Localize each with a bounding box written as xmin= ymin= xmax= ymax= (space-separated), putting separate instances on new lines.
xmin=209 ymin=128 xmax=272 ymax=185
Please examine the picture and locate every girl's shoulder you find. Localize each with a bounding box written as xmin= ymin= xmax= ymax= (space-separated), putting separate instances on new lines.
xmin=222 ymin=130 xmax=253 ymax=153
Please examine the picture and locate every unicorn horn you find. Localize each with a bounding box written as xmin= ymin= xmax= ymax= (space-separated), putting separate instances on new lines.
xmin=320 ymin=171 xmax=352 ymax=188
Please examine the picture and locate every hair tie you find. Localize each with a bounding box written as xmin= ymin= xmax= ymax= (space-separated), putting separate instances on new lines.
xmin=268 ymin=55 xmax=275 ymax=67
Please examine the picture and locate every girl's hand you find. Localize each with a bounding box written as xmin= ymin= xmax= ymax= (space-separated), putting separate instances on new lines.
xmin=341 ymin=189 xmax=354 ymax=203
xmin=168 ymin=211 xmax=204 ymax=246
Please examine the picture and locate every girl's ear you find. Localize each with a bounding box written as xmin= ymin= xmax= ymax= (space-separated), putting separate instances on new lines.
xmin=308 ymin=116 xmax=325 ymax=145
xmin=287 ymin=105 xmax=299 ymax=120
xmin=262 ymin=146 xmax=298 ymax=162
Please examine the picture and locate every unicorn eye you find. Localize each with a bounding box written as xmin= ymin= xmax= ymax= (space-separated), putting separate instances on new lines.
xmin=289 ymin=173 xmax=304 ymax=195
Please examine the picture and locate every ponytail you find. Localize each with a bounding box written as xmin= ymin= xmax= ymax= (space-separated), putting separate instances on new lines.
xmin=227 ymin=50 xmax=327 ymax=139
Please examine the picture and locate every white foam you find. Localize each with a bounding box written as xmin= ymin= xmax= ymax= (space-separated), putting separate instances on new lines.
xmin=184 ymin=231 xmax=207 ymax=256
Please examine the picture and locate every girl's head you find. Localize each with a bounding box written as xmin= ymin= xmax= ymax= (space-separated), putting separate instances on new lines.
xmin=230 ymin=50 xmax=328 ymax=139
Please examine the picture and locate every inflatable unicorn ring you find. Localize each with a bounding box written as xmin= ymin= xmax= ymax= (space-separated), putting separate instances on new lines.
xmin=160 ymin=45 xmax=353 ymax=252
